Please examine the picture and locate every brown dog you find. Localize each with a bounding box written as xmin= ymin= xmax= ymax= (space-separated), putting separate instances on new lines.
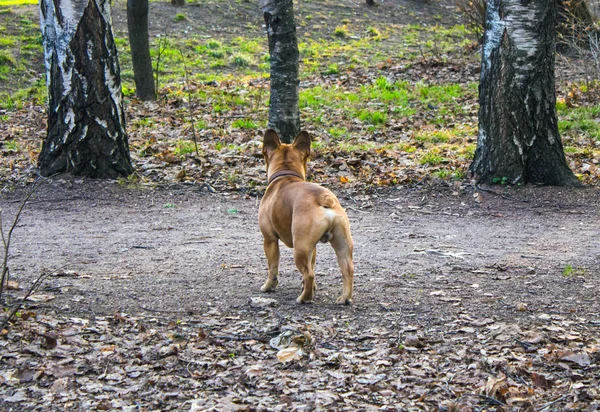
xmin=258 ymin=129 xmax=354 ymax=304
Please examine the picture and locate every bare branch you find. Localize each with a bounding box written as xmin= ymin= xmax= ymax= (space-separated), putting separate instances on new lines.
xmin=1 ymin=180 xmax=43 ymax=302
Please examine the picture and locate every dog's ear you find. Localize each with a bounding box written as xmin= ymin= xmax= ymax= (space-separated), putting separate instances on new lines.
xmin=292 ymin=131 xmax=311 ymax=158
xmin=263 ymin=129 xmax=281 ymax=158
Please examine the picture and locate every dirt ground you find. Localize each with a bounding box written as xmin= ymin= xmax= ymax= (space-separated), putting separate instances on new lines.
xmin=110 ymin=0 xmax=461 ymax=40
xmin=3 ymin=180 xmax=599 ymax=322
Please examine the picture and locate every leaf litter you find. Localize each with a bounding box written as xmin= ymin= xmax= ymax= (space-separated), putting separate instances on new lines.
xmin=2 ymin=305 xmax=599 ymax=410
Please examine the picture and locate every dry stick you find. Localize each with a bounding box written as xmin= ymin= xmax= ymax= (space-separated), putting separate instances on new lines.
xmin=179 ymin=48 xmax=200 ymax=156
xmin=155 ymin=36 xmax=165 ymax=95
xmin=0 ymin=265 xmax=68 ymax=330
xmin=0 ymin=180 xmax=42 ymax=302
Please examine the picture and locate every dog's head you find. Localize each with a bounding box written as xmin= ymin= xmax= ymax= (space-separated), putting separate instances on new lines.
xmin=263 ymin=129 xmax=311 ymax=178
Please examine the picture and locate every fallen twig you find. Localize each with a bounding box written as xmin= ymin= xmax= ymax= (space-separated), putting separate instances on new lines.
xmin=537 ymin=387 xmax=573 ymax=412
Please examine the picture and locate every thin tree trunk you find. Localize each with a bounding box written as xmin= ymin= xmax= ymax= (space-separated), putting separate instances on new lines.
xmin=469 ymin=0 xmax=580 ymax=186
xmin=260 ymin=0 xmax=300 ymax=144
xmin=127 ymin=0 xmax=156 ymax=101
xmin=39 ymin=0 xmax=133 ymax=178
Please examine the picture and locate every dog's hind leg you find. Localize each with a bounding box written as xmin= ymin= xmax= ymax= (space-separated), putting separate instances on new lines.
xmin=294 ymin=246 xmax=316 ymax=303
xmin=261 ymin=238 xmax=280 ymax=292
xmin=330 ymin=223 xmax=354 ymax=305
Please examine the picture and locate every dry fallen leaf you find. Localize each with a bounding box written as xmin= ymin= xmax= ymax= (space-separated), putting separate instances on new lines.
xmin=561 ymin=353 xmax=592 ymax=367
xmin=531 ymin=372 xmax=552 ymax=389
xmin=26 ymin=294 xmax=55 ymax=303
xmin=484 ymin=373 xmax=508 ymax=401
xmin=276 ymin=346 xmax=303 ymax=363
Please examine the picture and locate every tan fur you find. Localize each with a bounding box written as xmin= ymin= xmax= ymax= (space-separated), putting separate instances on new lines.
xmin=258 ymin=129 xmax=354 ymax=304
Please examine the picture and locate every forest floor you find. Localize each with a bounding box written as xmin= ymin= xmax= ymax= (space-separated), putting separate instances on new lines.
xmin=1 ymin=0 xmax=600 ymax=411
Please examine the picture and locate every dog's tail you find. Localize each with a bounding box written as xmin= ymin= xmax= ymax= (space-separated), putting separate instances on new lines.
xmin=317 ymin=193 xmax=336 ymax=209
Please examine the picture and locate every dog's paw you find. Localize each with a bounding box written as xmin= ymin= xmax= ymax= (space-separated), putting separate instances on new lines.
xmin=296 ymin=296 xmax=314 ymax=304
xmin=336 ymin=296 xmax=352 ymax=305
xmin=260 ymin=279 xmax=278 ymax=293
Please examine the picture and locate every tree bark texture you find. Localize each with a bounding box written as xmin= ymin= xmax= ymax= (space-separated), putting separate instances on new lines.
xmin=39 ymin=0 xmax=133 ymax=178
xmin=469 ymin=0 xmax=580 ymax=186
xmin=260 ymin=0 xmax=300 ymax=144
xmin=127 ymin=0 xmax=156 ymax=101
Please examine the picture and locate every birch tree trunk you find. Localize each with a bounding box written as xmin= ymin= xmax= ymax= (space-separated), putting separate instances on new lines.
xmin=469 ymin=0 xmax=581 ymax=186
xmin=127 ymin=0 xmax=156 ymax=101
xmin=260 ymin=0 xmax=300 ymax=144
xmin=39 ymin=0 xmax=133 ymax=178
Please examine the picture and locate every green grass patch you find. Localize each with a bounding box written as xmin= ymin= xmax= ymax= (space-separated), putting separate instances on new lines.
xmin=2 ymin=139 xmax=19 ymax=152
xmin=174 ymin=13 xmax=187 ymax=22
xmin=558 ymin=103 xmax=600 ymax=140
xmin=231 ymin=118 xmax=259 ymax=129
xmin=357 ymin=109 xmax=387 ymax=125
xmin=334 ymin=25 xmax=349 ymax=39
xmin=0 ymin=49 xmax=17 ymax=67
xmin=174 ymin=140 xmax=198 ymax=156
xmin=420 ymin=150 xmax=446 ymax=166
xmin=328 ymin=127 xmax=347 ymax=140
xmin=0 ymin=0 xmax=36 ymax=5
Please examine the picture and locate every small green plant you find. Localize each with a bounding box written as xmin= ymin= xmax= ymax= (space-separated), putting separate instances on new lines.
xmin=174 ymin=13 xmax=187 ymax=22
xmin=453 ymin=170 xmax=466 ymax=179
xmin=434 ymin=169 xmax=450 ymax=179
xmin=357 ymin=109 xmax=387 ymax=125
xmin=324 ymin=63 xmax=340 ymax=75
xmin=492 ymin=176 xmax=508 ymax=185
xmin=230 ymin=53 xmax=253 ymax=67
xmin=209 ymin=49 xmax=225 ymax=59
xmin=163 ymin=203 xmax=177 ymax=209
xmin=366 ymin=26 xmax=381 ymax=39
xmin=232 ymin=118 xmax=258 ymax=129
xmin=2 ymin=140 xmax=19 ymax=152
xmin=207 ymin=39 xmax=221 ymax=49
xmin=562 ymin=265 xmax=586 ymax=277
xmin=563 ymin=265 xmax=574 ymax=277
xmin=328 ymin=127 xmax=347 ymax=139
xmin=0 ymin=50 xmax=17 ymax=68
xmin=133 ymin=117 xmax=155 ymax=128
xmin=334 ymin=25 xmax=349 ymax=39
xmin=420 ymin=150 xmax=445 ymax=165
xmin=174 ymin=140 xmax=197 ymax=156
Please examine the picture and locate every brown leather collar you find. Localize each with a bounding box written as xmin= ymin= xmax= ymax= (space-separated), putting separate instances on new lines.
xmin=267 ymin=170 xmax=304 ymax=186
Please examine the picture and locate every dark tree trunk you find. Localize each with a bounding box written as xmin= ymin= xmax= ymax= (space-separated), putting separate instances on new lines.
xmin=469 ymin=0 xmax=580 ymax=186
xmin=366 ymin=0 xmax=375 ymax=6
xmin=171 ymin=0 xmax=185 ymax=6
xmin=39 ymin=0 xmax=133 ymax=178
xmin=127 ymin=0 xmax=156 ymax=101
xmin=260 ymin=0 xmax=300 ymax=144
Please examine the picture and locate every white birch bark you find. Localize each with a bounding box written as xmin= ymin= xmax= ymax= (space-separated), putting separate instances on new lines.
xmin=469 ymin=0 xmax=580 ymax=186
xmin=39 ymin=0 xmax=132 ymax=177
